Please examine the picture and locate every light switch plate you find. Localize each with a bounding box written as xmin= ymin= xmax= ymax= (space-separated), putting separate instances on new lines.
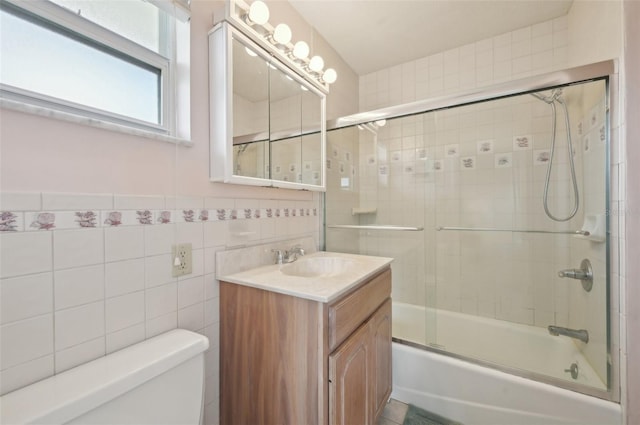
xmin=172 ymin=243 xmax=192 ymax=277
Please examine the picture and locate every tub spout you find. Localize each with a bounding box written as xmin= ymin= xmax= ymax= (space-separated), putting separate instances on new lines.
xmin=548 ymin=325 xmax=589 ymax=343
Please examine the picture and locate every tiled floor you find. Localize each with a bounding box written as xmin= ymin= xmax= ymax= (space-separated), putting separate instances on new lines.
xmin=377 ymin=399 xmax=409 ymax=425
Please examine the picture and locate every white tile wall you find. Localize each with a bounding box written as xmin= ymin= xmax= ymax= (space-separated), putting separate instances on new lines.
xmin=55 ymin=337 xmax=105 ymax=373
xmin=1 ymin=189 xmax=319 ymax=425
xmin=105 ymin=258 xmax=145 ymax=298
xmin=54 ymin=301 xmax=105 ymax=351
xmin=53 ymin=229 xmax=104 ymax=270
xmin=359 ymin=16 xmax=570 ymax=112
xmin=0 ymin=354 xmax=53 ymax=395
xmin=54 ymin=265 xmax=104 ymax=310
xmin=105 ymin=291 xmax=145 ymax=333
xmin=104 ymin=226 xmax=145 ymax=262
xmin=1 ymin=315 xmax=53 ymax=370
xmin=0 ymin=273 xmax=53 ymax=324
xmin=0 ymin=232 xmax=52 ymax=278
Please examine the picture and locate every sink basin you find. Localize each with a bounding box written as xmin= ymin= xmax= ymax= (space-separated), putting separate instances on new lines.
xmin=280 ymin=256 xmax=356 ymax=278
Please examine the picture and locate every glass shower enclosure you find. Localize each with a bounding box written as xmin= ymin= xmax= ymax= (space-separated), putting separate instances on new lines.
xmin=325 ymin=63 xmax=616 ymax=400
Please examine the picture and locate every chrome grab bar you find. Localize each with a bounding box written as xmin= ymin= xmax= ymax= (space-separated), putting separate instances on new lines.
xmin=327 ymin=225 xmax=424 ymax=231
xmin=436 ymin=226 xmax=589 ymax=236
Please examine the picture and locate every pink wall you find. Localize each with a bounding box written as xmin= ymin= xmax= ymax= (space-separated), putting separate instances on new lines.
xmin=623 ymin=1 xmax=640 ymax=422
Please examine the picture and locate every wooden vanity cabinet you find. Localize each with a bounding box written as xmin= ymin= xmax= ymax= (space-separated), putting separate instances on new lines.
xmin=220 ymin=267 xmax=392 ymax=425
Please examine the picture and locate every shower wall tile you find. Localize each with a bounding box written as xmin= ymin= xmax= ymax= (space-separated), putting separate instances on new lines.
xmin=0 ymin=190 xmax=320 ymax=399
xmin=359 ymin=16 xmax=566 ymax=111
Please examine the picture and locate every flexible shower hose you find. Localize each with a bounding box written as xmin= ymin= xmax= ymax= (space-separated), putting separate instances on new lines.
xmin=541 ymin=93 xmax=580 ymax=222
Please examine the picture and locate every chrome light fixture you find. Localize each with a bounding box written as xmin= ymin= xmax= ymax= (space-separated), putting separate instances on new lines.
xmin=230 ymin=0 xmax=337 ymax=91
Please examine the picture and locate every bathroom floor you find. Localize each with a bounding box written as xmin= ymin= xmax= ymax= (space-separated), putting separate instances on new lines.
xmin=377 ymin=399 xmax=409 ymax=425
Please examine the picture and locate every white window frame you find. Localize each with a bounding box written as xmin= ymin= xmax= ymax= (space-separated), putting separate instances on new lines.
xmin=0 ymin=0 xmax=190 ymax=143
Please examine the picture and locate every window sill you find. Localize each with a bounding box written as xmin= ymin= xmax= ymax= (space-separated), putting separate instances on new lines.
xmin=0 ymin=98 xmax=193 ymax=147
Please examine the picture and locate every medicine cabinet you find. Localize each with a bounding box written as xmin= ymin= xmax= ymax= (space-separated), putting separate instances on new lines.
xmin=209 ymin=21 xmax=326 ymax=191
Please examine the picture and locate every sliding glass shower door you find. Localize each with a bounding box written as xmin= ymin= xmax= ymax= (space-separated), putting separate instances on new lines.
xmin=324 ymin=114 xmax=438 ymax=348
xmin=325 ymin=76 xmax=610 ymax=397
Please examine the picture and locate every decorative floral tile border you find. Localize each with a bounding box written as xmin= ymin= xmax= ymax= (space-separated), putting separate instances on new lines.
xmin=0 ymin=206 xmax=318 ymax=232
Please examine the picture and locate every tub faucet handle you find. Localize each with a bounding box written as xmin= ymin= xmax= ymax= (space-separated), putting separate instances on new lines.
xmin=557 ymin=259 xmax=593 ymax=292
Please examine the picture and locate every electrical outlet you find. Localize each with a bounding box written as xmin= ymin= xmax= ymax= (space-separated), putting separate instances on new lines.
xmin=171 ymin=243 xmax=192 ymax=277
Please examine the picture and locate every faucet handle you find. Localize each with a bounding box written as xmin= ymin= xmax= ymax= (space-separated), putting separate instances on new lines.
xmin=286 ymin=245 xmax=305 ymax=260
xmin=271 ymin=249 xmax=285 ymax=264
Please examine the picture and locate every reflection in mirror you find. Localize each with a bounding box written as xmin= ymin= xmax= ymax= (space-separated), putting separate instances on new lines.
xmin=269 ymin=63 xmax=302 ymax=139
xmin=233 ymin=141 xmax=268 ymax=179
xmin=232 ymin=37 xmax=269 ymax=179
xmin=300 ymin=86 xmax=322 ymax=185
xmin=301 ymin=133 xmax=322 ymax=185
xmin=271 ymin=136 xmax=302 ymax=183
xmin=302 ymin=85 xmax=321 ymax=134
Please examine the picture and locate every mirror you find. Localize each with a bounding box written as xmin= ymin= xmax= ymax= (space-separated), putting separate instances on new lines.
xmin=209 ymin=22 xmax=326 ymax=190
xmin=232 ymin=37 xmax=269 ymax=179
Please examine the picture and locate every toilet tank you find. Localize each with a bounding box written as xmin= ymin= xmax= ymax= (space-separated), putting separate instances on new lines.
xmin=0 ymin=329 xmax=209 ymax=424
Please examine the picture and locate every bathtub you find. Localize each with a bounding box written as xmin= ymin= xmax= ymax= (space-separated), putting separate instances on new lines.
xmin=391 ymin=302 xmax=621 ymax=425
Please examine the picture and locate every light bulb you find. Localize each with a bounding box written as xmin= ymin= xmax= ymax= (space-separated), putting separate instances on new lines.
xmin=309 ymin=55 xmax=324 ymax=72
xmin=292 ymin=41 xmax=309 ymax=60
xmin=248 ymin=0 xmax=269 ymax=25
xmin=273 ymin=23 xmax=292 ymax=45
xmin=323 ymin=68 xmax=337 ymax=84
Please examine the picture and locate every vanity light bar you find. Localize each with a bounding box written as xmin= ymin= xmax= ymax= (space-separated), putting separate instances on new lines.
xmin=230 ymin=0 xmax=337 ymax=92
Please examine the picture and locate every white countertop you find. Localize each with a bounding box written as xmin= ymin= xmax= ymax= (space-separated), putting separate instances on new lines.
xmin=218 ymin=251 xmax=393 ymax=303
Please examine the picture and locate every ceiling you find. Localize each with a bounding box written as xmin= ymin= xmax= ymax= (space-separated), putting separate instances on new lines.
xmin=289 ymin=0 xmax=573 ymax=75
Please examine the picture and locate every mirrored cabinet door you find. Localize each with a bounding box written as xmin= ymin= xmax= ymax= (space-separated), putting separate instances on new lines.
xmin=209 ymin=21 xmax=326 ymax=191
xmin=269 ymin=62 xmax=302 ymax=183
xmin=231 ymin=38 xmax=269 ymax=179
xmin=301 ymin=86 xmax=323 ymax=186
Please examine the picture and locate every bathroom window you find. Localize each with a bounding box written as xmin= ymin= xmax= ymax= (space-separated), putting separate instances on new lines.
xmin=0 ymin=0 xmax=190 ymax=140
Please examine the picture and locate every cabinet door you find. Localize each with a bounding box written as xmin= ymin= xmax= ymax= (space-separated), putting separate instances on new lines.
xmin=371 ymin=299 xmax=393 ymax=420
xmin=329 ymin=322 xmax=371 ymax=425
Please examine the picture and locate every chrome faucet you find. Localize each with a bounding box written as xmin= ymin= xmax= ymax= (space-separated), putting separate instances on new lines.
xmin=272 ymin=245 xmax=305 ymax=264
xmin=548 ymin=325 xmax=589 ymax=343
